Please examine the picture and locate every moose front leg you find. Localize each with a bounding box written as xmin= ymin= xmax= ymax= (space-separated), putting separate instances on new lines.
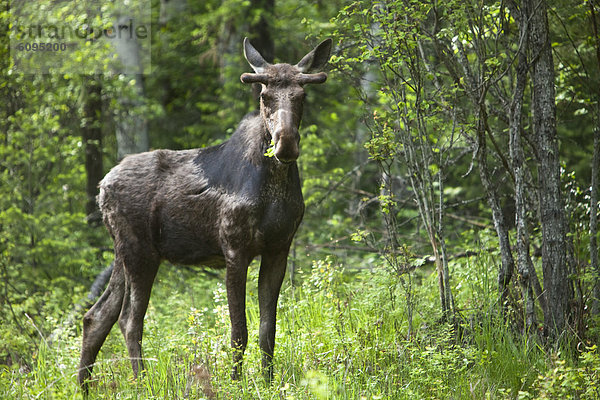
xmin=225 ymin=256 xmax=249 ymax=380
xmin=258 ymin=251 xmax=288 ymax=383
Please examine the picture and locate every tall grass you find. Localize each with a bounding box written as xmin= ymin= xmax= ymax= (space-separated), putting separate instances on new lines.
xmin=1 ymin=255 xmax=598 ymax=399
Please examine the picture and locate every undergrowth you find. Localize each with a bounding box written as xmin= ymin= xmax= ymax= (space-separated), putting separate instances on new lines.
xmin=1 ymin=256 xmax=599 ymax=399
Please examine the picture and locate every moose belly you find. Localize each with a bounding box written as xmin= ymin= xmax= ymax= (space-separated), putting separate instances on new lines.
xmin=152 ymin=197 xmax=226 ymax=266
xmin=155 ymin=221 xmax=226 ymax=267
xmin=153 ymin=190 xmax=302 ymax=263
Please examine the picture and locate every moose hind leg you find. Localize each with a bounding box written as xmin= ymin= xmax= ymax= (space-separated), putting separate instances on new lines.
xmin=118 ymin=252 xmax=159 ymax=380
xmin=258 ymin=251 xmax=287 ymax=383
xmin=78 ymin=261 xmax=126 ymax=391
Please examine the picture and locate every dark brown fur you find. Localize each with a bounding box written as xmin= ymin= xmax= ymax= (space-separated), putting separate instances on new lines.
xmin=78 ymin=37 xmax=331 ymax=394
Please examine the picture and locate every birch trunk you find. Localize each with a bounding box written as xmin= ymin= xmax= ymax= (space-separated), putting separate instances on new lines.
xmin=112 ymin=12 xmax=149 ymax=159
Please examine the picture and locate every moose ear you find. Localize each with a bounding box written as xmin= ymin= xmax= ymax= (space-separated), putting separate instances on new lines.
xmin=295 ymin=38 xmax=333 ymax=73
xmin=243 ymin=37 xmax=269 ymax=73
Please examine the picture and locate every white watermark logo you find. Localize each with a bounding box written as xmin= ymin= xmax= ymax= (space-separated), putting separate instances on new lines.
xmin=9 ymin=0 xmax=151 ymax=75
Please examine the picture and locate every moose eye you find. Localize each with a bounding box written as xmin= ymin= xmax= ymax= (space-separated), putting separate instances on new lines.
xmin=290 ymin=91 xmax=305 ymax=101
xmin=260 ymin=91 xmax=274 ymax=102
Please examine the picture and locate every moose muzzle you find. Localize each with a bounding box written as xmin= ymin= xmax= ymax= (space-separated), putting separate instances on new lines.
xmin=272 ymin=109 xmax=300 ymax=163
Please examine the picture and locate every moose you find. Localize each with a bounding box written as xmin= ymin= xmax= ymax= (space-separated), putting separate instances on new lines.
xmin=78 ymin=37 xmax=332 ymax=393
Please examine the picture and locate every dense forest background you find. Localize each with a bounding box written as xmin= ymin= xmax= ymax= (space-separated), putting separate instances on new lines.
xmin=1 ymin=0 xmax=600 ymax=398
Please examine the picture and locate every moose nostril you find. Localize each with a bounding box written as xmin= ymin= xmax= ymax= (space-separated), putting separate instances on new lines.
xmin=274 ymin=151 xmax=298 ymax=163
xmin=275 ymin=157 xmax=294 ymax=164
xmin=275 ymin=156 xmax=297 ymax=164
xmin=274 ymin=141 xmax=299 ymax=163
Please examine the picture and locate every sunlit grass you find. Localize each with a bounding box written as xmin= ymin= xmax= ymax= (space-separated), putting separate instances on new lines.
xmin=1 ymin=256 xmax=599 ymax=399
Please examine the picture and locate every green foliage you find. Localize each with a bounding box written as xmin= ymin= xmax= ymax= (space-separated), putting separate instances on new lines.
xmin=519 ymin=347 xmax=600 ymax=400
xmin=2 ymin=0 xmax=600 ymax=398
xmin=3 ymin=255 xmax=590 ymax=399
xmin=0 ymin=71 xmax=104 ymax=365
xmin=264 ymin=139 xmax=276 ymax=158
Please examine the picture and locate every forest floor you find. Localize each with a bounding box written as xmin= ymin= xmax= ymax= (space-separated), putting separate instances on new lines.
xmin=1 ymin=257 xmax=599 ymax=399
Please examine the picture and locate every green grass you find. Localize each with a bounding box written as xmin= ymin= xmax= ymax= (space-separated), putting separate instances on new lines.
xmin=1 ymin=256 xmax=599 ymax=399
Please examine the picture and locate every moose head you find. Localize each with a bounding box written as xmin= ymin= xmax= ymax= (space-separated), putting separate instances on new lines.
xmin=240 ymin=37 xmax=332 ymax=163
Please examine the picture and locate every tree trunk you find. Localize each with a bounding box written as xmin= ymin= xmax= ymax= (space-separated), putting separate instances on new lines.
xmin=81 ymin=2 xmax=104 ymax=224
xmin=592 ymin=121 xmax=600 ymax=315
xmin=526 ymin=0 xmax=573 ymax=339
xmin=589 ymin=0 xmax=600 ymax=316
xmin=510 ymin=7 xmax=537 ymax=333
xmin=437 ymin=170 xmax=454 ymax=318
xmin=112 ymin=14 xmax=149 ymax=159
xmin=82 ymin=77 xmax=103 ymax=225
xmin=475 ymin=106 xmax=516 ymax=315
xmin=439 ymin=28 xmax=516 ymax=316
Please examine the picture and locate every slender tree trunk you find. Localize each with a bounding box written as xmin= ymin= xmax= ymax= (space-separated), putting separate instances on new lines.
xmin=112 ymin=11 xmax=149 ymax=159
xmin=437 ymin=170 xmax=454 ymax=317
xmin=475 ymin=106 xmax=516 ymax=315
xmin=403 ymin=124 xmax=451 ymax=319
xmin=81 ymin=3 xmax=104 ymax=224
xmin=372 ymin=10 xmax=453 ymax=321
xmin=441 ymin=29 xmax=517 ymax=315
xmin=526 ymin=0 xmax=573 ymax=339
xmin=592 ymin=121 xmax=600 ymax=315
xmin=410 ymin=157 xmax=451 ymax=319
xmin=589 ymin=0 xmax=600 ymax=316
xmin=82 ymin=77 xmax=103 ymax=225
xmin=509 ymin=7 xmax=537 ymax=333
